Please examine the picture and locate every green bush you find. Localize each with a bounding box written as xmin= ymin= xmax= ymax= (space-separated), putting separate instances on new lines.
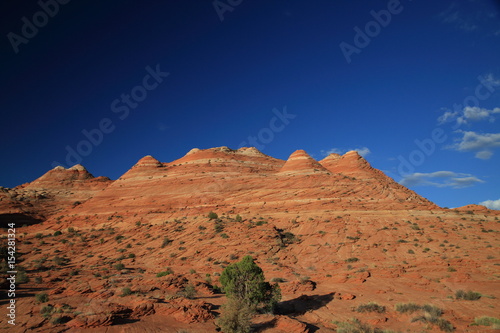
xmin=335 ymin=318 xmax=380 ymax=333
xmin=356 ymin=302 xmax=386 ymax=313
xmin=216 ymin=298 xmax=253 ymax=333
xmin=35 ymin=293 xmax=49 ymax=303
xmin=395 ymin=303 xmax=421 ymax=314
xmin=156 ymin=268 xmax=173 ymax=277
xmin=181 ymin=283 xmax=197 ymax=299
xmin=40 ymin=305 xmax=54 ymax=315
xmin=16 ymin=270 xmax=29 ymax=284
xmin=113 ymin=263 xmax=125 ymax=270
xmin=345 ymin=257 xmax=359 ymax=263
xmin=455 ymin=290 xmax=481 ymax=300
xmin=53 ymin=231 xmax=62 ymax=236
xmin=411 ymin=313 xmax=454 ymax=332
xmin=208 ymin=211 xmax=218 ymax=220
xmin=474 ymin=316 xmax=500 ymax=327
xmin=422 ymin=304 xmax=443 ymax=317
xmin=220 ymin=255 xmax=281 ymax=312
xmin=121 ymin=287 xmax=132 ymax=296
xmin=235 ymin=214 xmax=242 ymax=222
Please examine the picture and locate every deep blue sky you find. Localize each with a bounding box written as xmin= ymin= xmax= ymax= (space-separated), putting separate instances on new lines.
xmin=1 ymin=1 xmax=499 ymax=209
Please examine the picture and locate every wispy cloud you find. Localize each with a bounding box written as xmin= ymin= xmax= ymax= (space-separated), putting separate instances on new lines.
xmin=479 ymin=198 xmax=500 ymax=210
xmin=321 ymin=147 xmax=371 ymax=157
xmin=438 ymin=2 xmax=500 ymax=34
xmin=438 ymin=106 xmax=500 ymax=125
xmin=439 ymin=3 xmax=478 ymax=31
xmin=448 ymin=130 xmax=500 ymax=159
xmin=400 ymin=171 xmax=484 ymax=188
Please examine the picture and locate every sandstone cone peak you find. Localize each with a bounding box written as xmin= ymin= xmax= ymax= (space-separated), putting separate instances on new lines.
xmin=134 ymin=155 xmax=163 ymax=168
xmin=236 ymin=147 xmax=268 ymax=157
xmin=320 ymin=150 xmax=374 ymax=178
xmin=279 ymin=150 xmax=329 ymax=174
xmin=32 ymin=163 xmax=94 ymax=184
xmin=318 ymin=153 xmax=342 ymax=171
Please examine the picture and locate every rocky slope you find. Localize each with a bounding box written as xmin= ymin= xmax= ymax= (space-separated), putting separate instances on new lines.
xmin=0 ymin=165 xmax=111 ymax=227
xmin=0 ymin=147 xmax=499 ymax=332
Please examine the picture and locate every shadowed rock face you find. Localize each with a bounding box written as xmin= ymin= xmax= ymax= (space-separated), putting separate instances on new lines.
xmin=0 ymin=213 xmax=43 ymax=227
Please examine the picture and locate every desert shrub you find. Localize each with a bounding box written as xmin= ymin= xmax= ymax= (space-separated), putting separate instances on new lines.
xmin=422 ymin=304 xmax=443 ymax=317
xmin=474 ymin=316 xmax=500 ymax=327
xmin=181 ymin=283 xmax=197 ymax=299
xmin=121 ymin=287 xmax=132 ymax=296
xmin=208 ymin=211 xmax=218 ymax=220
xmin=161 ymin=237 xmax=172 ymax=248
xmin=345 ymin=257 xmax=359 ymax=263
xmin=156 ymin=268 xmax=173 ymax=277
xmin=40 ymin=305 xmax=54 ymax=316
xmin=335 ymin=318 xmax=382 ymax=333
xmin=235 ymin=214 xmax=242 ymax=222
xmin=35 ymin=293 xmax=49 ymax=303
xmin=356 ymin=302 xmax=386 ymax=313
xmin=281 ymin=231 xmax=298 ymax=245
xmin=411 ymin=313 xmax=454 ymax=332
xmin=16 ymin=270 xmax=29 ymax=284
xmin=214 ymin=222 xmax=224 ymax=233
xmin=395 ymin=303 xmax=421 ymax=314
xmin=53 ymin=231 xmax=62 ymax=236
xmin=221 ymin=233 xmax=229 ymax=239
xmin=113 ymin=263 xmax=125 ymax=270
xmin=220 ymin=255 xmax=281 ymax=312
xmin=455 ymin=290 xmax=481 ymax=300
xmin=216 ymin=298 xmax=253 ymax=333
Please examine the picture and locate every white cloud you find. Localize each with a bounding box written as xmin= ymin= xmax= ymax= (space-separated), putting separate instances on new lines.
xmin=438 ymin=106 xmax=500 ymax=125
xmin=400 ymin=171 xmax=484 ymax=188
xmin=439 ymin=4 xmax=478 ymax=32
xmin=438 ymin=3 xmax=497 ymax=33
xmin=479 ymin=198 xmax=500 ymax=210
xmin=321 ymin=147 xmax=371 ymax=157
xmin=449 ymin=130 xmax=500 ymax=159
xmin=483 ymin=73 xmax=500 ymax=86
